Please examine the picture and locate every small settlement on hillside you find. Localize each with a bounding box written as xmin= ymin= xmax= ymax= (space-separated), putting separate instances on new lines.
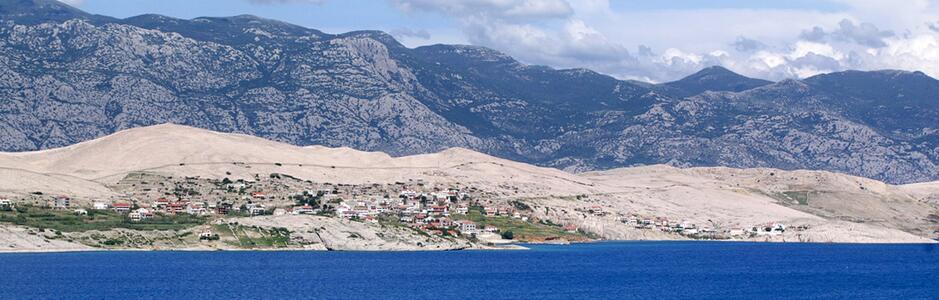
xmin=0 ymin=171 xmax=796 ymax=245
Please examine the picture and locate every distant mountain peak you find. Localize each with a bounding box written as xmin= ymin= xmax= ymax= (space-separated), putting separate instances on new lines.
xmin=0 ymin=0 xmax=102 ymax=24
xmin=682 ymin=66 xmax=750 ymax=81
xmin=803 ymin=69 xmax=939 ymax=106
xmin=414 ymin=44 xmax=517 ymax=64
xmin=660 ymin=66 xmax=772 ymax=97
xmin=809 ymin=69 xmax=934 ymax=79
xmin=697 ymin=65 xmax=735 ymax=74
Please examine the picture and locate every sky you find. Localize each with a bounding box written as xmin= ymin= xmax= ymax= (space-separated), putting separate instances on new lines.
xmin=60 ymin=0 xmax=939 ymax=83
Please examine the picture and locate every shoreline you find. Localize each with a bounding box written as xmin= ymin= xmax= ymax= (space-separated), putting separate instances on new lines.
xmin=4 ymin=238 xmax=936 ymax=254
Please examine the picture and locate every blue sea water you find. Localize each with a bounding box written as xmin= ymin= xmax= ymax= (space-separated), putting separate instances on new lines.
xmin=1 ymin=241 xmax=938 ymax=299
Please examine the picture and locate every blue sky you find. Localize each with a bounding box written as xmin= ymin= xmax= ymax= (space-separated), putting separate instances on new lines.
xmin=62 ymin=0 xmax=939 ymax=82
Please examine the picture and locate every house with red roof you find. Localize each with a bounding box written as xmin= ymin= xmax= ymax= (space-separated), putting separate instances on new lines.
xmin=111 ymin=202 xmax=132 ymax=214
xmin=166 ymin=201 xmax=188 ymax=214
xmin=563 ymin=224 xmax=578 ymax=233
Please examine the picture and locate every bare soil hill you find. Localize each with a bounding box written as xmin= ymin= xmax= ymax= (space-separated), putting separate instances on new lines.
xmin=1 ymin=124 xmax=936 ymax=244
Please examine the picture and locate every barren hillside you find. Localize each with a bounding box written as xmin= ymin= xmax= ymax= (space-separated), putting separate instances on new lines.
xmin=1 ymin=124 xmax=937 ymax=245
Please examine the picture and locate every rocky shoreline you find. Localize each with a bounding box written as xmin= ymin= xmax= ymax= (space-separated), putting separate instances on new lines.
xmin=3 ymin=220 xmax=933 ymax=255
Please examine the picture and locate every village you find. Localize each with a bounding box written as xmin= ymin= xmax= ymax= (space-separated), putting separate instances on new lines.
xmin=0 ymin=172 xmax=551 ymax=243
xmin=0 ymin=171 xmax=802 ymax=246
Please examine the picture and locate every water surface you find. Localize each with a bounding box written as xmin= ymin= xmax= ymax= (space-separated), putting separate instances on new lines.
xmin=1 ymin=241 xmax=938 ymax=299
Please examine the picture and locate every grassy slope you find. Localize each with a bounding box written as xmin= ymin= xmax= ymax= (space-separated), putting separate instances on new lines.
xmin=452 ymin=209 xmax=586 ymax=241
xmin=0 ymin=206 xmax=205 ymax=232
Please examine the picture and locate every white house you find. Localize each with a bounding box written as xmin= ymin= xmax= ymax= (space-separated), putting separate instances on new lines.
xmin=246 ymin=203 xmax=266 ymax=216
xmin=292 ymin=204 xmax=316 ymax=215
xmin=128 ymin=211 xmax=142 ymax=222
xmin=53 ymin=196 xmax=70 ymax=210
xmin=93 ymin=202 xmax=109 ymax=210
xmin=455 ymin=220 xmax=477 ymax=234
xmin=0 ymin=198 xmax=14 ymax=210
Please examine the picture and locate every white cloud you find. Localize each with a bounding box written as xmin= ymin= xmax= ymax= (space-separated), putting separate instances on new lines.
xmin=392 ymin=0 xmax=573 ymax=20
xmin=879 ymin=34 xmax=939 ymax=75
xmin=662 ymin=48 xmax=703 ymax=65
xmin=59 ymin=0 xmax=85 ymax=5
xmin=800 ymin=19 xmax=894 ymax=48
xmin=789 ymin=41 xmax=845 ymax=61
xmin=752 ymin=51 xmax=787 ymax=69
xmin=390 ymin=0 xmax=939 ymax=82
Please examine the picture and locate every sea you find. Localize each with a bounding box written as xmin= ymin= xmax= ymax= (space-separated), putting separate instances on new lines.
xmin=1 ymin=241 xmax=938 ymax=299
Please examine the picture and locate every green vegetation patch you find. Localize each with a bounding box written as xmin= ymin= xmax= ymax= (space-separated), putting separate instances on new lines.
xmin=0 ymin=206 xmax=205 ymax=232
xmin=452 ymin=209 xmax=585 ymax=241
xmin=782 ymin=191 xmax=810 ymax=205
xmin=215 ymin=223 xmax=291 ymax=248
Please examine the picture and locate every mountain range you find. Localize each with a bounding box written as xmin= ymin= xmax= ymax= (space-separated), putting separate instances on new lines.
xmin=0 ymin=0 xmax=936 ymax=184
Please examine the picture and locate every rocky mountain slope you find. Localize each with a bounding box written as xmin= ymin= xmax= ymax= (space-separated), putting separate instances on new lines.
xmin=0 ymin=0 xmax=936 ymax=184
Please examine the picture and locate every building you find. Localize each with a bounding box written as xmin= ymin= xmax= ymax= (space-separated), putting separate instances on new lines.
xmin=92 ymin=202 xmax=109 ymax=210
xmin=483 ymin=225 xmax=499 ymax=233
xmin=0 ymin=198 xmax=14 ymax=210
xmin=166 ymin=201 xmax=188 ymax=214
xmin=199 ymin=231 xmax=218 ymax=240
xmin=484 ymin=207 xmax=496 ymax=216
xmin=128 ymin=208 xmax=154 ymax=222
xmin=53 ymin=196 xmax=71 ymax=210
xmin=336 ymin=204 xmax=355 ymax=219
xmin=216 ymin=202 xmax=233 ymax=215
xmin=430 ymin=205 xmax=449 ymax=216
xmin=591 ymin=205 xmax=604 ymax=216
xmin=154 ymin=198 xmax=170 ymax=209
xmin=186 ymin=203 xmax=208 ymax=215
xmin=246 ymin=203 xmax=266 ymax=216
xmin=563 ymin=224 xmax=578 ymax=233
xmin=128 ymin=211 xmax=142 ymax=222
xmin=753 ymin=223 xmax=787 ymax=236
xmin=136 ymin=208 xmax=154 ymax=220
xmin=292 ymin=204 xmax=316 ymax=215
xmin=112 ymin=202 xmax=132 ymax=214
xmin=428 ymin=217 xmax=453 ymax=228
xmin=456 ymin=220 xmax=477 ymax=234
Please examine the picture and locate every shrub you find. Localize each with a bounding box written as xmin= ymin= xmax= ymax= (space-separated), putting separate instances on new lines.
xmin=501 ymin=231 xmax=514 ymax=240
xmin=510 ymin=200 xmax=531 ymax=211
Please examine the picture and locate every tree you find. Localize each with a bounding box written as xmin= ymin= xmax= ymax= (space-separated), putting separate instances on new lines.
xmin=501 ymin=231 xmax=514 ymax=240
